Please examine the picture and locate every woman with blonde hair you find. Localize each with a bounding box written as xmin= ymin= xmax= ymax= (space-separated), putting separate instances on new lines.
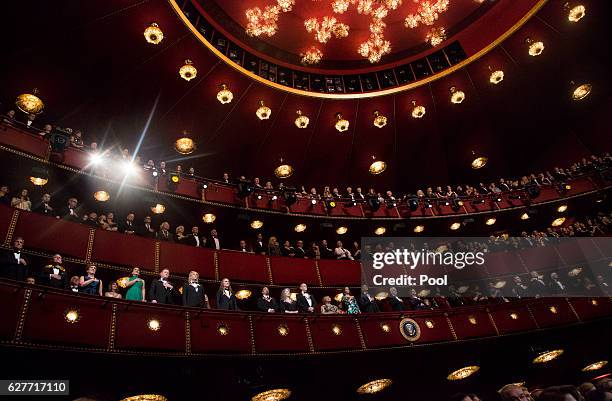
xmin=182 ymin=270 xmax=209 ymax=308
xmin=279 ymin=288 xmax=299 ymax=313
xmin=267 ymin=236 xmax=281 ymax=256
xmin=320 ymin=296 xmax=339 ymax=314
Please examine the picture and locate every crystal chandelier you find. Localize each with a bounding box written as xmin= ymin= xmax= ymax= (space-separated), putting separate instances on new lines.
xmin=216 ymin=84 xmax=233 ymax=104
xmin=373 ymin=110 xmax=387 ymax=128
xmin=488 ymin=66 xmax=504 ymax=85
xmin=246 ymin=5 xmax=281 ymax=37
xmin=305 ymin=16 xmax=349 ymax=43
xmin=332 ymin=0 xmax=350 ymax=13
xmin=15 ymin=88 xmax=44 ymax=115
xmin=295 ymin=110 xmax=310 ymax=128
xmin=277 ymin=0 xmax=295 ymax=12
xmin=358 ymin=33 xmax=391 ymax=63
xmin=404 ymin=0 xmax=450 ymax=29
xmin=274 ymin=158 xmax=294 ymax=178
xmin=411 ymin=100 xmax=426 ymax=118
xmin=426 ymin=26 xmax=446 ymax=47
xmin=179 ymin=59 xmax=197 ymax=81
xmin=143 ymin=23 xmax=163 ymax=44
xmin=335 ymin=113 xmax=350 ymax=132
xmin=301 ymin=46 xmax=323 ymax=64
xmin=565 ymin=2 xmax=585 ymax=23
xmin=256 ymin=100 xmax=271 ymax=120
xmin=571 ymin=82 xmax=591 ymax=100
xmin=369 ymin=157 xmax=387 ymax=175
xmin=450 ymin=86 xmax=465 ymax=104
xmin=526 ymin=37 xmax=545 ymax=56
xmin=175 ymin=131 xmax=196 ymax=155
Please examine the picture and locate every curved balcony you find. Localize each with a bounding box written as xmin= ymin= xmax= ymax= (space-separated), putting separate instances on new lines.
xmin=1 ymin=280 xmax=610 ymax=356
xmin=1 ymin=122 xmax=610 ymax=222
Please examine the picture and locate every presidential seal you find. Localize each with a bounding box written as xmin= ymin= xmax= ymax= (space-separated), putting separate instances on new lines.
xmin=399 ymin=317 xmax=421 ymax=342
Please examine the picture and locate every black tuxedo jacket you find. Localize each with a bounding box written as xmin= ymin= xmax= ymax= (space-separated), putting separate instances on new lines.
xmin=33 ymin=202 xmax=54 ymax=216
xmin=185 ymin=234 xmax=204 ymax=247
xmin=182 ymin=283 xmax=207 ymax=307
xmin=119 ymin=220 xmax=136 ymax=234
xmin=358 ymin=293 xmax=380 ymax=313
xmin=254 ymin=241 xmax=266 ymax=255
xmin=296 ymin=292 xmax=317 ymax=313
xmin=0 ymin=249 xmax=29 ymax=281
xmin=149 ymin=280 xmax=174 ymax=304
xmin=156 ymin=231 xmax=173 ymax=242
xmin=388 ymin=296 xmax=406 ymax=311
xmin=206 ymin=237 xmax=222 ymax=250
xmin=137 ymin=223 xmax=156 ymax=238
xmin=319 ymin=247 xmax=333 ymax=259
xmin=216 ymin=290 xmax=239 ymax=310
xmin=57 ymin=206 xmax=80 ymax=222
xmin=39 ymin=263 xmax=67 ymax=288
xmin=294 ymin=247 xmax=306 ymax=258
xmin=257 ymin=296 xmax=278 ymax=312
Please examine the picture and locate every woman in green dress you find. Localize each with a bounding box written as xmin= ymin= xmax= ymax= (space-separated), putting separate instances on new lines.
xmin=341 ymin=286 xmax=361 ymax=314
xmin=125 ymin=267 xmax=145 ymax=301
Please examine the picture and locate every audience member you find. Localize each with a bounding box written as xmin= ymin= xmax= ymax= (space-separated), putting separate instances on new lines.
xmin=182 ymin=270 xmax=209 ymax=308
xmin=257 ymin=286 xmax=278 ymax=313
xmin=320 ymin=296 xmax=339 ymax=314
xmin=149 ymin=268 xmax=174 ymax=304
xmin=40 ymin=254 xmax=67 ymax=288
xmin=125 ymin=267 xmax=146 ymax=301
xmin=0 ymin=237 xmax=28 ymax=281
xmin=105 ymin=281 xmax=122 ymax=298
xmin=216 ymin=278 xmax=238 ymax=310
xmin=79 ymin=264 xmax=103 ymax=296
xmin=296 ymin=283 xmax=317 ymax=313
xmin=279 ymin=288 xmax=298 ymax=313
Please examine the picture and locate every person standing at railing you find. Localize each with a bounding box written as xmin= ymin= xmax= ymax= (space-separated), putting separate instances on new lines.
xmin=182 ymin=270 xmax=209 ymax=309
xmin=149 ymin=268 xmax=174 ymax=304
xmin=216 ymin=278 xmax=238 ymax=310
xmin=40 ymin=254 xmax=67 ymax=289
xmin=11 ymin=189 xmax=31 ymax=211
xmin=257 ymin=286 xmax=278 ymax=313
xmin=296 ymin=283 xmax=317 ymax=314
xmin=125 ymin=267 xmax=146 ymax=302
xmin=79 ymin=264 xmax=103 ymax=296
xmin=341 ymin=287 xmax=360 ymax=314
xmin=0 ymin=237 xmax=28 ymax=282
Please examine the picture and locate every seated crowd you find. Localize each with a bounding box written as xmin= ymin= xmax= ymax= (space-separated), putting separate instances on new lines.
xmin=3 ymin=110 xmax=611 ymax=211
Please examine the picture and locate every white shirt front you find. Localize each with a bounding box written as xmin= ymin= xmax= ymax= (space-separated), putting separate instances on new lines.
xmin=194 ymin=235 xmax=200 ymax=247
xmin=303 ymin=293 xmax=312 ymax=307
xmin=213 ymin=237 xmax=220 ymax=250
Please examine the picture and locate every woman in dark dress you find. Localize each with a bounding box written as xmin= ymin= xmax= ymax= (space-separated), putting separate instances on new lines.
xmin=79 ymin=264 xmax=103 ymax=296
xmin=216 ymin=278 xmax=238 ymax=310
xmin=279 ymin=288 xmax=299 ymax=313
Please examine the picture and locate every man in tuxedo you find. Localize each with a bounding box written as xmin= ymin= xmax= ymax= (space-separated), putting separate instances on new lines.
xmin=120 ymin=212 xmax=136 ymax=234
xmin=237 ymin=240 xmax=252 ymax=253
xmin=358 ymin=284 xmax=379 ymax=313
xmin=33 ymin=193 xmax=54 ymax=216
xmin=257 ymin=286 xmax=278 ymax=313
xmin=207 ymin=229 xmax=221 ymax=250
xmin=39 ymin=253 xmax=67 ymax=288
xmin=138 ymin=215 xmax=156 ymax=238
xmin=182 ymin=270 xmax=209 ymax=308
xmin=294 ymin=240 xmax=307 ymax=258
xmin=149 ymin=268 xmax=174 ymax=304
xmin=0 ymin=185 xmax=10 ymax=206
xmin=253 ymin=232 xmax=265 ymax=255
xmin=548 ymin=272 xmax=566 ymax=295
xmin=296 ymin=283 xmax=317 ymax=313
xmin=83 ymin=211 xmax=98 ymax=227
xmin=0 ymin=237 xmax=28 ymax=281
xmin=388 ymin=287 xmax=406 ymax=311
xmin=56 ymin=197 xmax=80 ymax=222
xmin=528 ymin=271 xmax=548 ymax=297
xmin=156 ymin=221 xmax=173 ymax=242
xmin=185 ymin=226 xmax=204 ymax=247
xmin=319 ymin=240 xmax=333 ymax=259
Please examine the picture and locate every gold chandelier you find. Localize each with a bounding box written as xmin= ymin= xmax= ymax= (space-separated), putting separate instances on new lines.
xmin=120 ymin=395 xmax=167 ymax=401
xmin=450 ymin=222 xmax=461 ymax=230
xmin=94 ymin=190 xmax=110 ymax=202
xmin=202 ymin=213 xmax=216 ymax=223
xmin=179 ymin=59 xmax=197 ymax=81
xmin=356 ymin=379 xmax=393 ymax=394
xmin=571 ymin=82 xmax=592 ymax=100
xmin=256 ymin=100 xmax=271 ymax=120
xmin=358 ymin=33 xmax=391 ymax=63
xmin=251 ymin=389 xmax=291 ymax=401
xmin=471 ymin=152 xmax=488 ymax=169
xmin=250 ymin=220 xmax=264 ymax=229
xmin=414 ymin=225 xmax=425 ymax=233
xmin=295 ymin=110 xmax=309 ymax=128
xmin=274 ymin=158 xmax=294 ymax=179
xmin=426 ymin=26 xmax=446 ymax=47
xmin=551 ymin=217 xmax=566 ymax=227
xmin=526 ymin=37 xmax=545 ymax=56
xmin=489 ymin=66 xmax=504 ymax=85
xmin=335 ymin=112 xmax=349 ymax=132
xmin=565 ymin=2 xmax=585 ymax=23
xmin=151 ymin=203 xmax=165 ymax=214
xmin=15 ymin=88 xmax=44 ymax=115
xmin=485 ymin=217 xmax=496 ymax=226
xmin=450 ymin=86 xmax=465 ymax=104
xmin=144 ymin=23 xmax=164 ymax=44
xmin=369 ymin=156 xmax=387 ymax=175
xmin=29 ymin=167 xmax=49 ymax=186
xmin=582 ymin=360 xmax=608 ymax=372
xmin=374 ymin=226 xmax=386 ymax=235
xmin=447 ymin=365 xmax=480 ymax=381
xmin=175 ymin=131 xmax=196 ymax=155
xmin=301 ymin=46 xmax=322 ymax=65
xmin=294 ymin=224 xmax=306 ymax=232
xmin=533 ymin=349 xmax=564 ymax=364
xmin=404 ymin=0 xmax=450 ymax=29
xmin=336 ymin=226 xmax=348 ymax=235
xmin=217 ymin=84 xmax=233 ymax=104
xmin=373 ymin=110 xmax=387 ymax=128
xmin=411 ymin=100 xmax=426 ymax=118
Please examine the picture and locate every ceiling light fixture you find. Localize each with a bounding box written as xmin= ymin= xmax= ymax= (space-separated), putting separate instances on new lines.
xmin=175 ymin=130 xmax=196 ymax=155
xmin=426 ymin=26 xmax=447 ymax=47
xmin=471 ymin=151 xmax=488 ymax=169
xmin=551 ymin=217 xmax=566 ymax=227
xmin=571 ymin=82 xmax=592 ymax=101
xmin=447 ymin=366 xmax=480 ymax=381
xmin=582 ymin=361 xmax=608 ymax=372
xmin=120 ymin=394 xmax=167 ymax=401
xmin=533 ymin=349 xmax=564 ymax=364
xmin=336 ymin=226 xmax=348 ymax=235
xmin=450 ymin=222 xmax=461 ymax=230
xmin=144 ymin=23 xmax=164 ymax=44
xmin=202 ymin=213 xmax=216 ymax=224
xmin=526 ymin=37 xmax=545 ymax=56
xmin=369 ymin=156 xmax=387 ymax=175
xmin=411 ymin=100 xmax=426 ymax=118
xmin=301 ymin=46 xmax=323 ymax=65
xmin=250 ymin=220 xmax=264 ymax=229
xmin=15 ymin=88 xmax=44 ymax=115
xmin=274 ymin=158 xmax=294 ymax=179
xmin=151 ymin=203 xmax=165 ymax=214
xmin=179 ymin=59 xmax=197 ymax=81
xmin=414 ymin=225 xmax=425 ymax=233
xmin=373 ymin=110 xmax=388 ymax=128
xmin=294 ymin=224 xmax=306 ymax=233
xmin=295 ymin=110 xmax=310 ymax=128
xmin=335 ymin=112 xmax=350 ymax=132
xmin=565 ymin=2 xmax=586 ymax=22
xmin=404 ymin=0 xmax=450 ymax=29
xmin=251 ymin=389 xmax=291 ymax=401
xmin=358 ymin=33 xmax=391 ymax=63
xmin=256 ymin=100 xmax=272 ymax=120
xmin=450 ymin=86 xmax=465 ymax=104
xmin=557 ymin=204 xmax=568 ymax=213
xmin=374 ymin=227 xmax=386 ymax=235
xmin=356 ymin=379 xmax=393 ymax=394
xmin=489 ymin=66 xmax=504 ymax=85
xmin=94 ymin=190 xmax=110 ymax=202
xmin=332 ymin=0 xmax=350 ymax=14
xmin=245 ymin=5 xmax=281 ymax=37
xmin=485 ymin=217 xmax=497 ymax=226
xmin=521 ymin=212 xmax=530 ymax=220
xmin=217 ymin=84 xmax=233 ymax=104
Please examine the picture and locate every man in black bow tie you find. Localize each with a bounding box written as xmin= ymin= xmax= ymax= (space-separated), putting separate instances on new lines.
xmin=0 ymin=237 xmax=29 ymax=281
xmin=40 ymin=253 xmax=67 ymax=288
xmin=149 ymin=268 xmax=175 ymax=304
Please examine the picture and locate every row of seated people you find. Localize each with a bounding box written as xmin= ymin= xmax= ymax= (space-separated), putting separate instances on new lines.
xmin=2 ymin=237 xmax=610 ymax=313
xmin=3 ymin=112 xmax=610 ymax=208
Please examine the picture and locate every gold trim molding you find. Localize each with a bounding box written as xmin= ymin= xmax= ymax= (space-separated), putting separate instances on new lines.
xmin=168 ymin=0 xmax=547 ymax=99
